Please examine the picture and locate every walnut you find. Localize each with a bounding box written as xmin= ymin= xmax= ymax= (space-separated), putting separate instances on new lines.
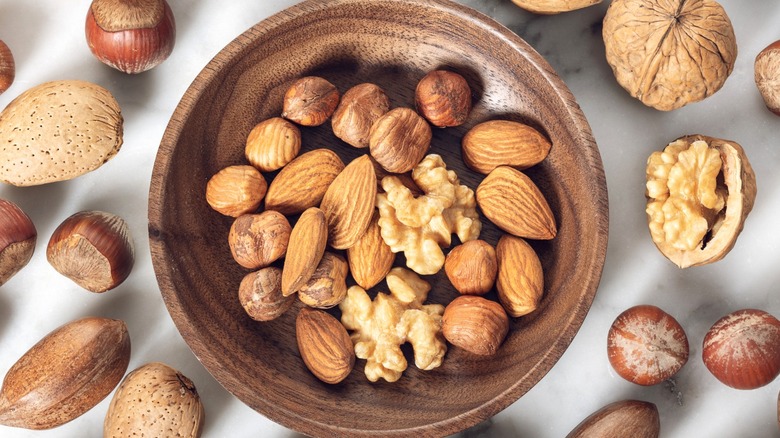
xmin=645 ymin=135 xmax=756 ymax=268
xmin=603 ymin=0 xmax=737 ymax=111
xmin=339 ymin=267 xmax=447 ymax=383
xmin=376 ymin=154 xmax=481 ymax=275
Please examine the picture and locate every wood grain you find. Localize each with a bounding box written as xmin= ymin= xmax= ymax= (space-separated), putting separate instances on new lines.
xmin=148 ymin=0 xmax=608 ymax=436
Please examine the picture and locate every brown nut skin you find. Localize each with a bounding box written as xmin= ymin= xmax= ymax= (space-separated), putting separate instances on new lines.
xmin=369 ymin=107 xmax=432 ymax=173
xmin=296 ymin=307 xmax=355 ymax=384
xmin=462 ymin=120 xmax=552 ymax=175
xmin=245 ymin=117 xmax=302 ymax=172
xmin=228 ymin=211 xmax=291 ymax=270
xmin=104 ymin=362 xmax=204 ymax=438
xmin=703 ymin=309 xmax=780 ymax=390
xmin=442 ymin=295 xmax=508 ymax=356
xmin=511 ymin=0 xmax=601 ymax=15
xmin=755 ymin=40 xmax=780 ymax=116
xmin=298 ymin=252 xmax=348 ymax=309
xmin=320 ymin=155 xmax=377 ymax=250
xmin=0 ymin=317 xmax=131 ymax=430
xmin=265 ymin=148 xmax=344 ymax=215
xmin=332 ymin=83 xmax=390 ymax=148
xmin=0 ymin=199 xmax=36 ymax=286
xmin=607 ymin=305 xmax=689 ymax=386
xmin=205 ymin=165 xmax=267 ymax=217
xmin=347 ymin=212 xmax=394 ymax=290
xmin=47 ymin=211 xmax=134 ymax=293
xmin=0 ymin=40 xmax=14 ymax=94
xmin=281 ymin=207 xmax=328 ymax=296
xmin=282 ymin=76 xmax=340 ymax=126
xmin=238 ymin=267 xmax=294 ymax=321
xmin=85 ymin=0 xmax=176 ymax=74
xmin=444 ymin=240 xmax=497 ymax=295
xmin=495 ymin=235 xmax=543 ymax=317
xmin=566 ymin=400 xmax=659 ymax=438
xmin=415 ymin=70 xmax=471 ymax=127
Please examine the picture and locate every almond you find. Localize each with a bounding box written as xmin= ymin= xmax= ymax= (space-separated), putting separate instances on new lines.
xmin=296 ymin=307 xmax=355 ymax=384
xmin=347 ymin=212 xmax=394 ymax=289
xmin=0 ymin=317 xmax=130 ymax=429
xmin=495 ymin=235 xmax=544 ymax=317
xmin=476 ymin=166 xmax=556 ymax=240
xmin=282 ymin=207 xmax=327 ymax=296
xmin=320 ymin=154 xmax=377 ymax=250
xmin=298 ymin=252 xmax=348 ymax=309
xmin=104 ymin=362 xmax=204 ymax=438
xmin=442 ymin=295 xmax=509 ymax=355
xmin=462 ymin=120 xmax=551 ymax=174
xmin=566 ymin=400 xmax=660 ymax=438
xmin=0 ymin=80 xmax=123 ymax=186
xmin=265 ymin=149 xmax=345 ymax=215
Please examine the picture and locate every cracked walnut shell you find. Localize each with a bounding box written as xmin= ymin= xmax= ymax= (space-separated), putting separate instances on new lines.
xmin=603 ymin=0 xmax=737 ymax=111
xmin=645 ymin=135 xmax=756 ymax=268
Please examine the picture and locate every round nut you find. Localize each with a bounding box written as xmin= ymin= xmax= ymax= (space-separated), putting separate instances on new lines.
xmin=205 ymin=165 xmax=267 ymax=217
xmin=238 ymin=267 xmax=294 ymax=321
xmin=603 ymin=0 xmax=737 ymax=111
xmin=298 ymin=252 xmax=348 ymax=309
xmin=332 ymin=83 xmax=390 ymax=148
xmin=415 ymin=70 xmax=471 ymax=127
xmin=282 ymin=76 xmax=340 ymax=126
xmin=0 ymin=40 xmax=15 ymax=94
xmin=462 ymin=120 xmax=551 ymax=175
xmin=228 ymin=211 xmax=291 ymax=269
xmin=245 ymin=117 xmax=301 ymax=172
xmin=444 ymin=240 xmax=497 ymax=295
xmin=0 ymin=199 xmax=36 ymax=286
xmin=755 ymin=40 xmax=780 ymax=116
xmin=369 ymin=107 xmax=432 ymax=173
xmin=442 ymin=295 xmax=509 ymax=356
xmin=607 ymin=305 xmax=689 ymax=386
xmin=703 ymin=309 xmax=780 ymax=390
xmin=296 ymin=307 xmax=355 ymax=384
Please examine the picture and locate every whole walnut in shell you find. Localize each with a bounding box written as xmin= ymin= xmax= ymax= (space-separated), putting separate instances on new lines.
xmin=603 ymin=0 xmax=737 ymax=111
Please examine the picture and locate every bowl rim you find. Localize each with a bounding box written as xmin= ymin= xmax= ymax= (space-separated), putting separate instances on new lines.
xmin=149 ymin=0 xmax=609 ymax=435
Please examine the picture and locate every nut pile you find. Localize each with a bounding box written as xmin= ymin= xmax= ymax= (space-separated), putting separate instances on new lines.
xmin=207 ymin=71 xmax=557 ymax=384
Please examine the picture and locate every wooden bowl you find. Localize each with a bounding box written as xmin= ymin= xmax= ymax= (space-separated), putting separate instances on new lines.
xmin=149 ymin=0 xmax=608 ymax=436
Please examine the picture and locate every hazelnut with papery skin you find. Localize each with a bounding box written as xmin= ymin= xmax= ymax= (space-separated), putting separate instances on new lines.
xmin=0 ymin=41 xmax=14 ymax=94
xmin=0 ymin=199 xmax=36 ymax=286
xmin=415 ymin=70 xmax=472 ymax=127
xmin=282 ymin=76 xmax=339 ymax=126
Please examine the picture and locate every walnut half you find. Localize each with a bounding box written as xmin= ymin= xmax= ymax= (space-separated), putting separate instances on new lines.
xmin=645 ymin=135 xmax=756 ymax=268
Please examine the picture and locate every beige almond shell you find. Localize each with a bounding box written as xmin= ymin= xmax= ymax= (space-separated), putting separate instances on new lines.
xmin=320 ymin=155 xmax=377 ymax=250
xmin=0 ymin=317 xmax=130 ymax=430
xmin=511 ymin=0 xmax=601 ymax=14
xmin=265 ymin=149 xmax=345 ymax=215
xmin=495 ymin=235 xmax=544 ymax=317
xmin=0 ymin=80 xmax=123 ymax=186
xmin=462 ymin=120 xmax=551 ymax=174
xmin=347 ymin=212 xmax=394 ymax=290
xmin=104 ymin=362 xmax=204 ymax=438
xmin=650 ymin=135 xmax=756 ymax=268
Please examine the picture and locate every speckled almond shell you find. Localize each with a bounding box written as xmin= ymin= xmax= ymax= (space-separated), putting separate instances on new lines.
xmin=0 ymin=80 xmax=123 ymax=186
xmin=104 ymin=362 xmax=204 ymax=438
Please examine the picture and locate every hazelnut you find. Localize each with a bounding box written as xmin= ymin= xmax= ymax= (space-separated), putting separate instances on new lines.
xmin=245 ymin=117 xmax=301 ymax=172
xmin=442 ymin=295 xmax=509 ymax=356
xmin=755 ymin=40 xmax=780 ymax=116
xmin=205 ymin=165 xmax=267 ymax=217
xmin=238 ymin=267 xmax=294 ymax=322
xmin=85 ymin=0 xmax=176 ymax=74
xmin=281 ymin=76 xmax=340 ymax=126
xmin=369 ymin=107 xmax=432 ymax=173
xmin=331 ymin=83 xmax=390 ymax=148
xmin=444 ymin=240 xmax=497 ymax=295
xmin=47 ymin=211 xmax=134 ymax=293
xmin=228 ymin=211 xmax=291 ymax=270
xmin=703 ymin=309 xmax=780 ymax=390
xmin=607 ymin=305 xmax=689 ymax=386
xmin=0 ymin=199 xmax=36 ymax=286
xmin=298 ymin=252 xmax=348 ymax=309
xmin=0 ymin=40 xmax=14 ymax=94
xmin=415 ymin=70 xmax=471 ymax=127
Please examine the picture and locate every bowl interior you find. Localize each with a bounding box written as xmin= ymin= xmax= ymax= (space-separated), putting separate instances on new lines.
xmin=149 ymin=0 xmax=608 ymax=436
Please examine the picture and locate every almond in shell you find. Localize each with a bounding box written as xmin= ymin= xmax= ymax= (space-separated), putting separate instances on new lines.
xmin=282 ymin=207 xmax=327 ymax=296
xmin=265 ymin=149 xmax=345 ymax=215
xmin=0 ymin=317 xmax=130 ymax=429
xmin=566 ymin=399 xmax=659 ymax=438
xmin=476 ymin=166 xmax=556 ymax=240
xmin=296 ymin=307 xmax=355 ymax=384
xmin=347 ymin=212 xmax=394 ymax=289
xmin=320 ymin=155 xmax=377 ymax=250
xmin=104 ymin=362 xmax=204 ymax=438
xmin=495 ymin=235 xmax=544 ymax=317
xmin=462 ymin=120 xmax=551 ymax=175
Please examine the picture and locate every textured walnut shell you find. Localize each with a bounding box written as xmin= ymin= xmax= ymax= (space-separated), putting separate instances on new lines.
xmin=282 ymin=76 xmax=340 ymax=126
xmin=244 ymin=117 xmax=301 ymax=172
xmin=0 ymin=199 xmax=36 ymax=286
xmin=104 ymin=362 xmax=204 ymax=438
xmin=415 ymin=70 xmax=471 ymax=127
xmin=239 ymin=267 xmax=294 ymax=321
xmin=0 ymin=40 xmax=14 ymax=94
xmin=566 ymin=400 xmax=660 ymax=438
xmin=0 ymin=317 xmax=130 ymax=430
xmin=228 ymin=211 xmax=291 ymax=269
xmin=264 ymin=148 xmax=344 ymax=215
xmin=369 ymin=107 xmax=432 ymax=173
xmin=0 ymin=80 xmax=123 ymax=186
xmin=755 ymin=40 xmax=780 ymax=116
xmin=320 ymin=155 xmax=377 ymax=249
xmin=648 ymin=135 xmax=756 ymax=268
xmin=511 ymin=0 xmax=601 ymax=14
xmin=296 ymin=307 xmax=355 ymax=384
xmin=332 ymin=83 xmax=390 ymax=148
xmin=442 ymin=295 xmax=509 ymax=356
xmin=603 ymin=0 xmax=737 ymax=111
xmin=298 ymin=252 xmax=348 ymax=309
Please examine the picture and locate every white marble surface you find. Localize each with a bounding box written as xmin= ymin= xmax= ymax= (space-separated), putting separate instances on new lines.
xmin=0 ymin=1 xmax=778 ymax=437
